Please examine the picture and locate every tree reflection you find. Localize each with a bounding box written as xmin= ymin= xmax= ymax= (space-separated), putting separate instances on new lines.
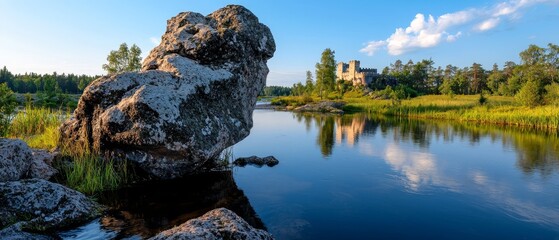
xmin=294 ymin=111 xmax=559 ymax=175
xmin=316 ymin=116 xmax=335 ymax=156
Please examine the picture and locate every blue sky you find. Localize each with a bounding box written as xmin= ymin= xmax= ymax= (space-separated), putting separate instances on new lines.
xmin=1 ymin=0 xmax=558 ymax=86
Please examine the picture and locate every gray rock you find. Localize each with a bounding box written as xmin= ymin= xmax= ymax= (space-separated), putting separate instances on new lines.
xmin=59 ymin=5 xmax=275 ymax=179
xmin=294 ymin=101 xmax=345 ymax=114
xmin=233 ymin=156 xmax=279 ymax=167
xmin=0 ymin=138 xmax=32 ymax=182
xmin=149 ymin=208 xmax=274 ymax=240
xmin=0 ymin=224 xmax=54 ymax=240
xmin=0 ymin=179 xmax=99 ymax=232
xmin=28 ymin=150 xmax=57 ymax=180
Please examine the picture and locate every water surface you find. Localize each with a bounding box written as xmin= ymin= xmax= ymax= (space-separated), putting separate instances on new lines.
xmin=62 ymin=110 xmax=559 ymax=239
xmin=232 ymin=110 xmax=559 ymax=239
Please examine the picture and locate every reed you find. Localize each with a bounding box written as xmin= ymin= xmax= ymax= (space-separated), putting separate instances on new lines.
xmin=8 ymin=106 xmax=67 ymax=149
xmin=58 ymin=141 xmax=128 ymax=195
xmin=343 ymin=95 xmax=559 ymax=130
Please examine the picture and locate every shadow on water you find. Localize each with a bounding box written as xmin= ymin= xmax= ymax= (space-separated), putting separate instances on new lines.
xmin=62 ymin=171 xmax=266 ymax=239
xmin=295 ymin=112 xmax=559 ymax=176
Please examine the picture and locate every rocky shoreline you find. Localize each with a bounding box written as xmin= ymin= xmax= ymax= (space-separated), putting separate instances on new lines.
xmin=1 ymin=5 xmax=276 ymax=240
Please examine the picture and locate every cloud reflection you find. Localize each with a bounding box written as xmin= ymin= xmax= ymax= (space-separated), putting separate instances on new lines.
xmin=383 ymin=143 xmax=459 ymax=192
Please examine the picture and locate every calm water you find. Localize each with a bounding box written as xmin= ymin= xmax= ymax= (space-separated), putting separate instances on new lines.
xmin=62 ymin=110 xmax=559 ymax=239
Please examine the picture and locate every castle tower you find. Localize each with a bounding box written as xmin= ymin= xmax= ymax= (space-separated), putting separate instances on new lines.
xmin=336 ymin=62 xmax=345 ymax=80
xmin=348 ymin=60 xmax=360 ymax=80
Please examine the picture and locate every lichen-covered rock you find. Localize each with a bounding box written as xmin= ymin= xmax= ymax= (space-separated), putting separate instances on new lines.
xmin=149 ymin=208 xmax=274 ymax=240
xmin=0 ymin=139 xmax=32 ymax=182
xmin=0 ymin=224 xmax=54 ymax=240
xmin=28 ymin=150 xmax=57 ymax=180
xmin=0 ymin=179 xmax=99 ymax=232
xmin=59 ymin=5 xmax=275 ymax=179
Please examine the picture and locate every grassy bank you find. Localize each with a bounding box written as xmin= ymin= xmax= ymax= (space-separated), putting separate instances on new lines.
xmin=8 ymin=106 xmax=67 ymax=149
xmin=272 ymin=94 xmax=559 ymax=130
xmin=345 ymin=95 xmax=558 ymax=130
xmin=6 ymin=106 xmax=128 ymax=194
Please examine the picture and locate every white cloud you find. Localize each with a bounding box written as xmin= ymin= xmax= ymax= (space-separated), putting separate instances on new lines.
xmin=476 ymin=18 xmax=501 ymax=31
xmin=446 ymin=31 xmax=462 ymax=42
xmin=150 ymin=37 xmax=161 ymax=46
xmin=359 ymin=40 xmax=386 ymax=56
xmin=360 ymin=0 xmax=557 ymax=56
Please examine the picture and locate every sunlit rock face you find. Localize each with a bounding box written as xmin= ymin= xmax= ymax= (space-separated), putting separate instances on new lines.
xmin=59 ymin=5 xmax=275 ymax=179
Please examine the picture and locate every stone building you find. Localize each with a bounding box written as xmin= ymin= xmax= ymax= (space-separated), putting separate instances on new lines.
xmin=336 ymin=60 xmax=378 ymax=86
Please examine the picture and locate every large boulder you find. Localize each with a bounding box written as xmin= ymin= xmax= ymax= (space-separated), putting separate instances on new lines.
xmin=149 ymin=208 xmax=274 ymax=240
xmin=59 ymin=5 xmax=275 ymax=179
xmin=0 ymin=179 xmax=100 ymax=232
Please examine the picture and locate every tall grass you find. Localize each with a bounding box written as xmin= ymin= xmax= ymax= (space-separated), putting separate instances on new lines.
xmin=8 ymin=106 xmax=129 ymax=194
xmin=56 ymin=129 xmax=130 ymax=195
xmin=343 ymin=95 xmax=559 ymax=130
xmin=8 ymin=106 xmax=67 ymax=149
xmin=60 ymin=148 xmax=127 ymax=195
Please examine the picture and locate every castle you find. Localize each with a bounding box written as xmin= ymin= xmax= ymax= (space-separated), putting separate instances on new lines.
xmin=336 ymin=60 xmax=378 ymax=86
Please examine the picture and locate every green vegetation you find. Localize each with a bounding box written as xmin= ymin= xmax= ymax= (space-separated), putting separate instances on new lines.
xmin=8 ymin=106 xmax=66 ymax=149
xmin=4 ymin=105 xmax=129 ymax=194
xmin=261 ymin=86 xmax=292 ymax=96
xmin=0 ymin=83 xmax=17 ymax=136
xmin=102 ymin=43 xmax=142 ymax=74
xmin=342 ymin=95 xmax=558 ymax=130
xmin=58 ymin=148 xmax=128 ymax=195
xmin=273 ymin=43 xmax=559 ymax=130
xmin=0 ymin=66 xmax=97 ymax=95
xmin=315 ymin=48 xmax=337 ymax=99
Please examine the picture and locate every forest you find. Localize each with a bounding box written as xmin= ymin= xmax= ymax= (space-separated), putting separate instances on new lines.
xmin=287 ymin=43 xmax=559 ymax=107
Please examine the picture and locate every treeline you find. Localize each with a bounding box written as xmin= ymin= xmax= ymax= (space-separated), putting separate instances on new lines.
xmin=289 ymin=43 xmax=559 ymax=106
xmin=0 ymin=66 xmax=98 ymax=94
xmin=261 ymin=86 xmax=292 ymax=96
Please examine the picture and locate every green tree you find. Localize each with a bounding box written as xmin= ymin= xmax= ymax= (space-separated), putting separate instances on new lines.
xmin=544 ymin=83 xmax=559 ymax=105
xmin=515 ymin=80 xmax=542 ymax=107
xmin=305 ymin=70 xmax=314 ymax=94
xmin=102 ymin=43 xmax=142 ymax=74
xmin=315 ymin=48 xmax=336 ymax=98
xmin=0 ymin=83 xmax=17 ymax=136
xmin=487 ymin=63 xmax=504 ymax=95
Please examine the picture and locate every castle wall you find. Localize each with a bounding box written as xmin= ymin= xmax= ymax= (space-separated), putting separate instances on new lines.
xmin=336 ymin=60 xmax=378 ymax=86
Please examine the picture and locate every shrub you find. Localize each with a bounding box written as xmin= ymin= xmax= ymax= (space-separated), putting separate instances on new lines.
xmin=515 ymin=80 xmax=542 ymax=107
xmin=544 ymin=83 xmax=559 ymax=106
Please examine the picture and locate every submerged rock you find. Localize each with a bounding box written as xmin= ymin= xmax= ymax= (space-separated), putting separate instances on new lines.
xmin=0 ymin=179 xmax=99 ymax=232
xmin=233 ymin=156 xmax=279 ymax=167
xmin=149 ymin=208 xmax=274 ymax=240
xmin=59 ymin=5 xmax=275 ymax=179
xmin=294 ymin=101 xmax=345 ymax=114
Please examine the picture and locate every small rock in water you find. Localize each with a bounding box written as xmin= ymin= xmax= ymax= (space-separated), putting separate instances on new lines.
xmin=233 ymin=156 xmax=279 ymax=167
xmin=149 ymin=208 xmax=274 ymax=240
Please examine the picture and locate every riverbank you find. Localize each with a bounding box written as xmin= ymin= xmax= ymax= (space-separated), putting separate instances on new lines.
xmin=271 ymin=95 xmax=559 ymax=130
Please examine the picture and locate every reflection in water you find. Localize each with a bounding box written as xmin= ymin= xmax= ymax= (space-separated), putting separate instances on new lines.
xmin=315 ymin=116 xmax=335 ymax=156
xmin=295 ymin=112 xmax=559 ymax=176
xmin=63 ymin=171 xmax=266 ymax=239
